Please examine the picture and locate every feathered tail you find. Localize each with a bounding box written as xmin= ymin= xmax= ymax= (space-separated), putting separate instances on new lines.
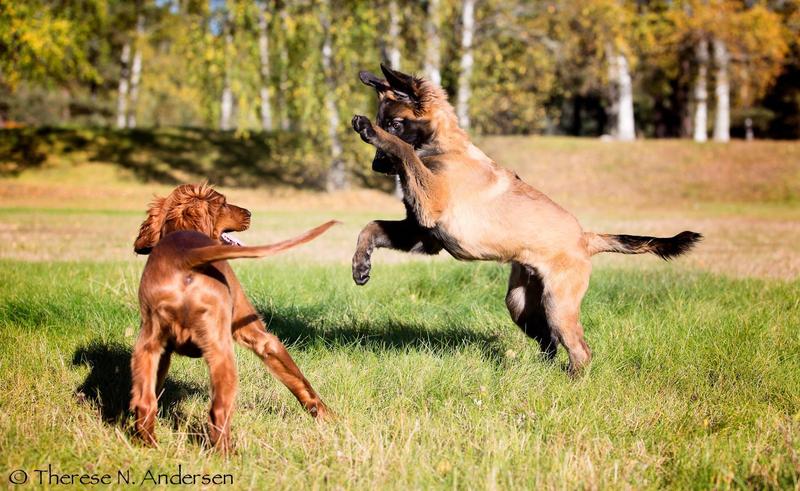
xmin=182 ymin=220 xmax=339 ymax=269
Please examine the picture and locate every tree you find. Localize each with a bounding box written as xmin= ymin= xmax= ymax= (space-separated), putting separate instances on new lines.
xmin=116 ymin=40 xmax=131 ymax=128
xmin=424 ymin=0 xmax=442 ymax=85
xmin=127 ymin=5 xmax=145 ymax=128
xmin=320 ymin=0 xmax=345 ymax=191
xmin=219 ymin=7 xmax=234 ymax=130
xmin=257 ymin=1 xmax=273 ymax=131
xmin=712 ymin=37 xmax=729 ymax=141
xmin=456 ymin=0 xmax=476 ymax=129
xmin=693 ymin=37 xmax=709 ymax=142
xmin=386 ymin=0 xmax=401 ymax=69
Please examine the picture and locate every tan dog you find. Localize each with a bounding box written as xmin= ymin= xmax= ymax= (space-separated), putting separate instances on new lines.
xmin=132 ymin=183 xmax=336 ymax=452
xmin=351 ymin=64 xmax=701 ymax=375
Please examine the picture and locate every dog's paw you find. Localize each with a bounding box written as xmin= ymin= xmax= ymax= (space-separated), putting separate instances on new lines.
xmin=352 ymin=256 xmax=372 ymax=285
xmin=312 ymin=403 xmax=336 ymax=422
xmin=351 ymin=115 xmax=376 ymax=144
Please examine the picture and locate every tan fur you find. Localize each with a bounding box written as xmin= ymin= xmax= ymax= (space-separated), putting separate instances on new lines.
xmin=352 ymin=65 xmax=699 ymax=375
xmin=131 ymin=184 xmax=334 ymax=452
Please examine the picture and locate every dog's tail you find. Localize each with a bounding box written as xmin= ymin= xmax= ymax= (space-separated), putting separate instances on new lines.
xmin=584 ymin=230 xmax=702 ymax=260
xmin=183 ymin=220 xmax=339 ymax=269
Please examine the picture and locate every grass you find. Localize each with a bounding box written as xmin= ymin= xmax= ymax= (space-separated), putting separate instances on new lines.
xmin=1 ymin=260 xmax=798 ymax=489
xmin=1 ymin=132 xmax=799 ymax=488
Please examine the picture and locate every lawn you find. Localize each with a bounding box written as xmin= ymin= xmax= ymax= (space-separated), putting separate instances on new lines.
xmin=1 ymin=133 xmax=799 ymax=489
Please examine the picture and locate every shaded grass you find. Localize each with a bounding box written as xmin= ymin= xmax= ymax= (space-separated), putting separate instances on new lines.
xmin=1 ymin=260 xmax=798 ymax=489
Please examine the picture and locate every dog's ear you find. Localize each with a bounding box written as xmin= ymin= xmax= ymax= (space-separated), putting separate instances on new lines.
xmin=380 ymin=63 xmax=418 ymax=104
xmin=359 ymin=70 xmax=391 ymax=93
xmin=134 ymin=197 xmax=167 ymax=255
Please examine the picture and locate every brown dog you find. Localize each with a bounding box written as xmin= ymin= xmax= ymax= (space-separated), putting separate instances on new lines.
xmin=351 ymin=64 xmax=701 ymax=375
xmin=131 ymin=183 xmax=336 ymax=451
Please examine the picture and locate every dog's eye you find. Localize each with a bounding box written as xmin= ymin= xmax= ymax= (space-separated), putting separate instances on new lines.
xmin=389 ymin=120 xmax=402 ymax=132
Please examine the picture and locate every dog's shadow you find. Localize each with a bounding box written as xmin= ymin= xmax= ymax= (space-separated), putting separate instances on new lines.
xmin=257 ymin=304 xmax=510 ymax=365
xmin=71 ymin=341 xmax=204 ymax=425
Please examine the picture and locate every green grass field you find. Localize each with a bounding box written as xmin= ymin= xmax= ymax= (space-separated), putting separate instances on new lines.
xmin=1 ymin=133 xmax=799 ymax=489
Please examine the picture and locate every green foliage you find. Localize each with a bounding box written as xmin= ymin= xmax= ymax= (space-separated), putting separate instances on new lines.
xmin=1 ymin=0 xmax=798 ymax=177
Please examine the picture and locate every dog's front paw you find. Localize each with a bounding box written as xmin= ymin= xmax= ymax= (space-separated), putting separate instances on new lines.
xmin=351 ymin=115 xmax=377 ymax=144
xmin=312 ymin=402 xmax=335 ymax=422
xmin=352 ymin=255 xmax=372 ymax=285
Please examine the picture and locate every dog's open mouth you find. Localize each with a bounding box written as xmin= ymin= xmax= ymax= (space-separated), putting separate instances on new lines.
xmin=220 ymin=232 xmax=244 ymax=247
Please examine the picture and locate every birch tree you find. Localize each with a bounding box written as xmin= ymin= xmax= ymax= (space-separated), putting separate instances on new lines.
xmin=126 ymin=9 xmax=144 ymax=128
xmin=277 ymin=3 xmax=291 ymax=130
xmin=385 ymin=0 xmax=403 ymax=198
xmin=320 ymin=1 xmax=346 ymax=191
xmin=424 ymin=0 xmax=441 ymax=85
xmin=257 ymin=1 xmax=273 ymax=131
xmin=456 ymin=0 xmax=475 ymax=129
xmin=219 ymin=10 xmax=234 ymax=131
xmin=693 ymin=37 xmax=709 ymax=142
xmin=614 ymin=52 xmax=635 ymax=140
xmin=712 ymin=37 xmax=729 ymax=142
xmin=386 ymin=0 xmax=401 ymax=69
xmin=116 ymin=41 xmax=131 ymax=128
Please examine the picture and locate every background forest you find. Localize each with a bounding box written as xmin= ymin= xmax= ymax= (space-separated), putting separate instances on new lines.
xmin=1 ymin=0 xmax=799 ymax=189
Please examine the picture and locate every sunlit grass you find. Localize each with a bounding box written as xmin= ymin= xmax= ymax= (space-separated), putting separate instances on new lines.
xmin=1 ymin=260 xmax=798 ymax=489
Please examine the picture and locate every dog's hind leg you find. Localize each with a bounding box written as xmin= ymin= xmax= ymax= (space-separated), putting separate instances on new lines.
xmin=539 ymin=258 xmax=593 ymax=377
xmin=505 ymin=262 xmax=557 ymax=360
xmin=233 ymin=321 xmax=329 ymax=419
xmin=204 ymin=345 xmax=237 ymax=454
xmin=130 ymin=316 xmax=164 ymax=445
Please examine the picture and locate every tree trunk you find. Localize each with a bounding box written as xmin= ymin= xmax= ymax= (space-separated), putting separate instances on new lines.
xmin=116 ymin=41 xmax=131 ymax=129
xmin=616 ymin=53 xmax=635 ymax=141
xmin=219 ymin=14 xmax=234 ymax=131
xmin=386 ymin=0 xmax=403 ymax=198
xmin=387 ymin=0 xmax=401 ymax=69
xmin=424 ymin=0 xmax=441 ymax=85
xmin=257 ymin=1 xmax=273 ymax=131
xmin=693 ymin=38 xmax=709 ymax=142
xmin=605 ymin=45 xmax=619 ymax=137
xmin=321 ymin=3 xmax=346 ymax=191
xmin=456 ymin=0 xmax=475 ymax=129
xmin=712 ymin=37 xmax=730 ymax=142
xmin=127 ymin=11 xmax=145 ymax=128
xmin=278 ymin=4 xmax=291 ymax=130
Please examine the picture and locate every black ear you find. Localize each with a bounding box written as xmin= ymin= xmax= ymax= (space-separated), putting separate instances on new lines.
xmin=359 ymin=70 xmax=391 ymax=92
xmin=380 ymin=63 xmax=417 ymax=103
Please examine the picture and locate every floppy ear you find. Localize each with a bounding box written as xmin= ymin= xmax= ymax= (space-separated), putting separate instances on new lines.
xmin=133 ymin=197 xmax=167 ymax=255
xmin=359 ymin=70 xmax=391 ymax=93
xmin=380 ymin=63 xmax=418 ymax=104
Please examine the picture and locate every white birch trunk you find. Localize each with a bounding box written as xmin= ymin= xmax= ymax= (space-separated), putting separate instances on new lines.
xmin=605 ymin=45 xmax=619 ymax=137
xmin=278 ymin=6 xmax=290 ymax=131
xmin=257 ymin=1 xmax=273 ymax=131
xmin=693 ymin=38 xmax=709 ymax=142
xmin=616 ymin=53 xmax=635 ymax=141
xmin=321 ymin=4 xmax=346 ymax=191
xmin=387 ymin=0 xmax=401 ymax=69
xmin=456 ymin=0 xmax=475 ymax=129
xmin=712 ymin=37 xmax=730 ymax=142
xmin=116 ymin=42 xmax=131 ymax=129
xmin=387 ymin=0 xmax=403 ymax=198
xmin=424 ymin=0 xmax=441 ymax=85
xmin=219 ymin=17 xmax=234 ymax=131
xmin=126 ymin=12 xmax=144 ymax=128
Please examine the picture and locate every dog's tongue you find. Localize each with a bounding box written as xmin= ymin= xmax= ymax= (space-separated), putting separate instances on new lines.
xmin=220 ymin=232 xmax=244 ymax=247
